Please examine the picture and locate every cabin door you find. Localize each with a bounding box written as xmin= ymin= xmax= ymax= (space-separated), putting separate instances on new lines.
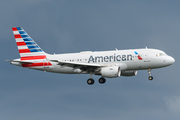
xmin=144 ymin=51 xmax=150 ymax=62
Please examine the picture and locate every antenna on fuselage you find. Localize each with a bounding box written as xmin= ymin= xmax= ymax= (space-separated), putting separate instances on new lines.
xmin=115 ymin=48 xmax=118 ymax=51
xmin=145 ymin=46 xmax=148 ymax=49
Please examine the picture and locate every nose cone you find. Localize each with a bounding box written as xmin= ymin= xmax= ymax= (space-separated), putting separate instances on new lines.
xmin=167 ymin=56 xmax=175 ymax=65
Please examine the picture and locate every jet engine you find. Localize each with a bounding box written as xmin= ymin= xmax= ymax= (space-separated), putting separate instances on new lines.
xmin=121 ymin=70 xmax=138 ymax=76
xmin=95 ymin=66 xmax=120 ymax=78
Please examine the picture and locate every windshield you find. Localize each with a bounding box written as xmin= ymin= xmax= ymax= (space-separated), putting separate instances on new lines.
xmin=156 ymin=53 xmax=167 ymax=57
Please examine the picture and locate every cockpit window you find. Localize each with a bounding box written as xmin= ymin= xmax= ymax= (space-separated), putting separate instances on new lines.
xmin=156 ymin=53 xmax=167 ymax=57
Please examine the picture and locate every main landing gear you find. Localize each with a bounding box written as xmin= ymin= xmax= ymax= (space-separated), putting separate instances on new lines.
xmin=148 ymin=69 xmax=153 ymax=80
xmin=87 ymin=73 xmax=106 ymax=85
xmin=87 ymin=77 xmax=106 ymax=85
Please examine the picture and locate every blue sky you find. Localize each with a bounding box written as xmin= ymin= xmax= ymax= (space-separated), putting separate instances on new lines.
xmin=0 ymin=1 xmax=179 ymax=120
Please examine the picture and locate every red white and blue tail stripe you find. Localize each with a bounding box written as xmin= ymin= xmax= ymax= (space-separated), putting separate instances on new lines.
xmin=12 ymin=27 xmax=47 ymax=61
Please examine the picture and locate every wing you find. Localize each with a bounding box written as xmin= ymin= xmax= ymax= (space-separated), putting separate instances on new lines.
xmin=50 ymin=59 xmax=102 ymax=72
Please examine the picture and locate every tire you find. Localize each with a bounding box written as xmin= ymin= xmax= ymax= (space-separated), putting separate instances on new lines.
xmin=87 ymin=78 xmax=94 ymax=85
xmin=148 ymin=76 xmax=153 ymax=80
xmin=99 ymin=77 xmax=106 ymax=84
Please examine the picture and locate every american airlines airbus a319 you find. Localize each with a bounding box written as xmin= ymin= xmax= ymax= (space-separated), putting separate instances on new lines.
xmin=7 ymin=27 xmax=175 ymax=85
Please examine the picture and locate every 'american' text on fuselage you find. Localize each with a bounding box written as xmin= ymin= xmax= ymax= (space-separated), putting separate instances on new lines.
xmin=88 ymin=54 xmax=133 ymax=63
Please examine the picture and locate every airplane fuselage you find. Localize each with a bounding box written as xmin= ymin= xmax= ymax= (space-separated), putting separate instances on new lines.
xmin=12 ymin=48 xmax=174 ymax=74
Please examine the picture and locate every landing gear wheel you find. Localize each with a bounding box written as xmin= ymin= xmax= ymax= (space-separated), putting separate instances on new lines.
xmin=99 ymin=77 xmax=106 ymax=84
xmin=87 ymin=78 xmax=94 ymax=85
xmin=148 ymin=76 xmax=153 ymax=80
xmin=147 ymin=69 xmax=153 ymax=81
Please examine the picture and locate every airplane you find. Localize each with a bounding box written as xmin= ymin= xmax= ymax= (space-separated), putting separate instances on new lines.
xmin=7 ymin=27 xmax=175 ymax=85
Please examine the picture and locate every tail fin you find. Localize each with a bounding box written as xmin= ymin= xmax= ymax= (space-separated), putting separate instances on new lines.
xmin=12 ymin=27 xmax=47 ymax=60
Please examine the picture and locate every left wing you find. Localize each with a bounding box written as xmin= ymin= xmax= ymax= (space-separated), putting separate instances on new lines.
xmin=49 ymin=59 xmax=128 ymax=70
xmin=50 ymin=59 xmax=103 ymax=72
xmin=50 ymin=59 xmax=102 ymax=67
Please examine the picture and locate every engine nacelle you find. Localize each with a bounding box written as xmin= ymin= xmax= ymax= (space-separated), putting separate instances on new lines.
xmin=98 ymin=66 xmax=121 ymax=78
xmin=121 ymin=70 xmax=138 ymax=76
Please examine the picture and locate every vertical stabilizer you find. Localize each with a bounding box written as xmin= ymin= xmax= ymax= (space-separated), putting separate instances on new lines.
xmin=12 ymin=27 xmax=47 ymax=60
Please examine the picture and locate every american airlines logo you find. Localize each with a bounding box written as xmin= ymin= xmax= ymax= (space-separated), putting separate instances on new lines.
xmin=134 ymin=51 xmax=143 ymax=60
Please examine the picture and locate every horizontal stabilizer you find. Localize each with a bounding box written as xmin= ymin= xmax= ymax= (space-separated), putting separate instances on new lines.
xmin=6 ymin=59 xmax=33 ymax=63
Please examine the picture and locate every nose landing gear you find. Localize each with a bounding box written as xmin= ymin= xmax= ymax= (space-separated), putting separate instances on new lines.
xmin=148 ymin=69 xmax=153 ymax=80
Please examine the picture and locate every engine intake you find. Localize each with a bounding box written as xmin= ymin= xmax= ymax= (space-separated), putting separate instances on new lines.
xmin=96 ymin=66 xmax=120 ymax=78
